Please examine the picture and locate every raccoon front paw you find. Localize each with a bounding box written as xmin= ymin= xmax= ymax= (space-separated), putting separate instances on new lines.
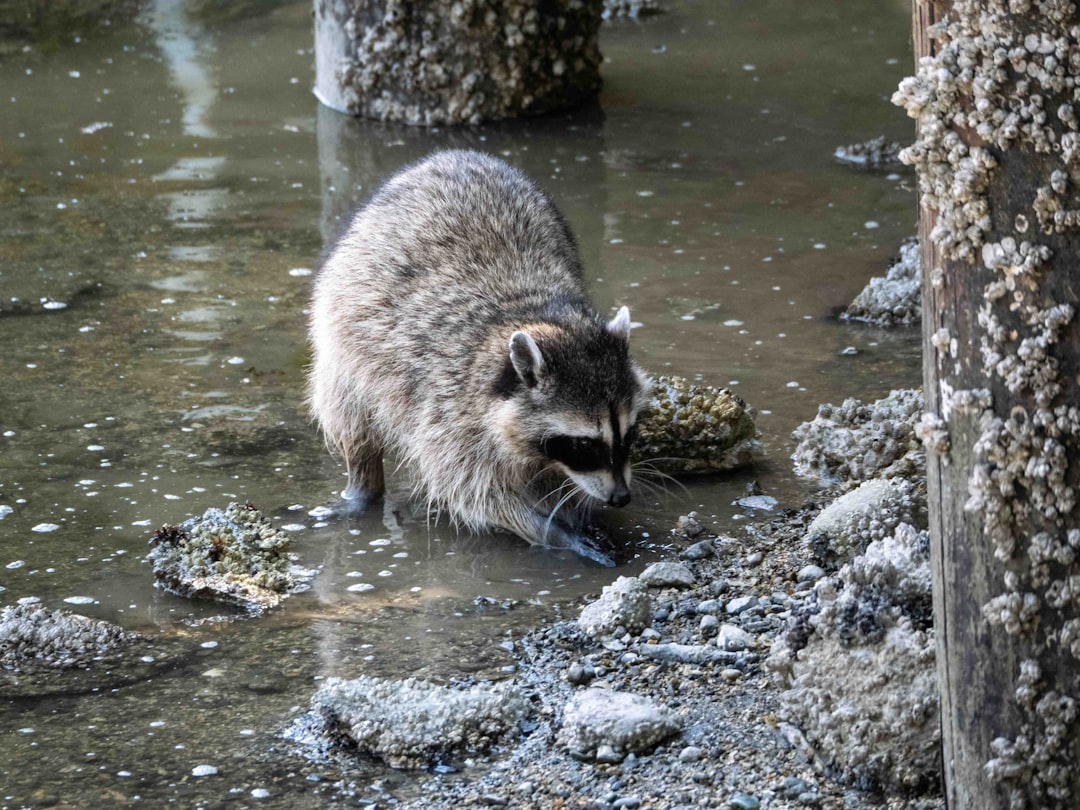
xmin=338 ymin=485 xmax=380 ymax=514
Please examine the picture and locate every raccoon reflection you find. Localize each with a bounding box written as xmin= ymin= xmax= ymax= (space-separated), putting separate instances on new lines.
xmin=308 ymin=150 xmax=648 ymax=564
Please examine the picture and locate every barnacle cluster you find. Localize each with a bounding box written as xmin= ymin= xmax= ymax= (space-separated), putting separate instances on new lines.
xmin=833 ymin=135 xmax=904 ymax=169
xmin=769 ymin=524 xmax=940 ymax=793
xmin=147 ymin=501 xmax=310 ymax=612
xmin=791 ymin=388 xmax=924 ymax=484
xmin=805 ymin=478 xmax=922 ymax=564
xmin=894 ymin=1 xmax=1080 ymax=802
xmin=843 ymin=237 xmax=922 ymax=326
xmin=323 ymin=0 xmax=601 ymax=125
xmin=290 ymin=674 xmax=530 ymax=769
xmin=0 ymin=603 xmax=138 ymax=671
xmin=633 ymin=375 xmax=759 ymax=475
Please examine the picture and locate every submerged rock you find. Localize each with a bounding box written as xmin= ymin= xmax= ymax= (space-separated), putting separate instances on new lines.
xmin=558 ymin=688 xmax=681 ymax=762
xmin=0 ymin=603 xmax=139 ymax=671
xmin=791 ymin=388 xmax=924 ymax=485
xmin=603 ymin=0 xmax=663 ymax=19
xmin=833 ymin=135 xmax=904 ymax=169
xmin=288 ymin=675 xmax=531 ymax=769
xmin=635 ymin=376 xmax=759 ymax=475
xmin=844 ymin=238 xmax=922 ymax=326
xmin=769 ymin=523 xmax=939 ymax=792
xmin=147 ymin=501 xmax=313 ymax=612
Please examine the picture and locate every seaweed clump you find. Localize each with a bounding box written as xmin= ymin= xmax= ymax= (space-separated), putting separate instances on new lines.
xmin=633 ymin=376 xmax=759 ymax=475
xmin=147 ymin=501 xmax=311 ymax=612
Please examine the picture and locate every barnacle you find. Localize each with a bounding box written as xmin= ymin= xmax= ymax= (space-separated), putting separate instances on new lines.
xmin=146 ymin=501 xmax=311 ymax=612
xmin=632 ymin=376 xmax=759 ymax=475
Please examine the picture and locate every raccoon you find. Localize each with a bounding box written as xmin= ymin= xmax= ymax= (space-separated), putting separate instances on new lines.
xmin=308 ymin=149 xmax=648 ymax=564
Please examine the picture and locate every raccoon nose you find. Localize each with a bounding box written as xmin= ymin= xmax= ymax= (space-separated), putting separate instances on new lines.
xmin=608 ymin=487 xmax=631 ymax=508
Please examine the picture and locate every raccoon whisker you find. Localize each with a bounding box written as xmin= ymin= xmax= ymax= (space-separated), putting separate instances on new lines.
xmin=542 ymin=483 xmax=583 ymax=543
xmin=632 ymin=461 xmax=690 ymax=496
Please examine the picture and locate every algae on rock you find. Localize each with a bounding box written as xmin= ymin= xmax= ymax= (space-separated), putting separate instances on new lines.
xmin=634 ymin=375 xmax=759 ymax=475
xmin=147 ymin=501 xmax=312 ymax=612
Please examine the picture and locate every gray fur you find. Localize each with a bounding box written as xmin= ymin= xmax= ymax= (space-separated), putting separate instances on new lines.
xmin=308 ymin=150 xmax=648 ymax=562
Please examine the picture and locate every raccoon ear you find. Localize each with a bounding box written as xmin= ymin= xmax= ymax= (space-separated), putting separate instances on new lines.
xmin=509 ymin=331 xmax=546 ymax=388
xmin=607 ymin=306 xmax=632 ymax=341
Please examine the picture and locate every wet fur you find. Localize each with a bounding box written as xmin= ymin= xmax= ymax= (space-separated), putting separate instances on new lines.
xmin=308 ymin=150 xmax=647 ymax=560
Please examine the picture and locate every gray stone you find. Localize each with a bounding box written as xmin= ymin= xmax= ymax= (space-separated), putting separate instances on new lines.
xmin=797 ymin=564 xmax=826 ymax=583
xmin=287 ymin=675 xmax=529 ymax=769
xmin=577 ymin=576 xmax=653 ymax=638
xmin=635 ymin=642 xmax=739 ymax=666
xmin=806 ymin=478 xmax=919 ymax=563
xmin=558 ymin=688 xmax=681 ymax=762
xmin=681 ymin=539 xmax=715 ymax=560
xmin=725 ymin=595 xmax=758 ymax=615
xmin=727 ymin=793 xmax=760 ymax=810
xmin=716 ymin=624 xmax=753 ymax=652
xmin=640 ymin=561 xmax=696 ymax=589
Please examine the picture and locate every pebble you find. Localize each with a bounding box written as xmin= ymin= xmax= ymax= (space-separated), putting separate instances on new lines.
xmin=681 ymin=539 xmax=715 ymax=560
xmin=745 ymin=551 xmax=764 ymax=567
xmin=480 ymin=794 xmax=509 ymax=806
xmin=191 ymin=765 xmax=218 ymax=777
xmin=699 ymin=614 xmax=719 ymax=637
xmin=716 ymin=624 xmax=753 ymax=652
xmin=797 ymin=564 xmax=826 ymax=582
xmin=696 ymin=599 xmax=722 ymax=615
xmin=725 ymin=595 xmax=758 ymax=615
xmin=721 ymin=668 xmax=743 ymax=681
xmin=727 ymin=793 xmax=761 ymax=810
xmin=613 ymin=797 xmax=641 ymax=809
xmin=639 ymin=561 xmax=696 ymax=589
xmin=678 ymin=745 xmax=704 ymax=762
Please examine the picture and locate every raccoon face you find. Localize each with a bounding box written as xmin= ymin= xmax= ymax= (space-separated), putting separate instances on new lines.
xmin=504 ymin=306 xmax=646 ymax=508
xmin=538 ymin=412 xmax=638 ymax=507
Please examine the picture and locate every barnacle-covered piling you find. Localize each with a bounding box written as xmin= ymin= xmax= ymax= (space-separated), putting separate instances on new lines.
xmin=147 ymin=501 xmax=313 ymax=612
xmin=633 ymin=376 xmax=759 ymax=475
xmin=313 ymin=1 xmax=602 ymax=126
xmin=895 ymin=1 xmax=1080 ymax=805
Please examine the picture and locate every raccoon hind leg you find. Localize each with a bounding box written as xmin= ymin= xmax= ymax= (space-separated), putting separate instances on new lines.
xmin=328 ymin=409 xmax=385 ymax=512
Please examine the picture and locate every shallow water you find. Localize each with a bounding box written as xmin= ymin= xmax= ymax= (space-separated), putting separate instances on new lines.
xmin=0 ymin=0 xmax=920 ymax=806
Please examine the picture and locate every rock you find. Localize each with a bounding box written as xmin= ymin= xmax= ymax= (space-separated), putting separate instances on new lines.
xmin=558 ymin=688 xmax=681 ymax=762
xmin=805 ymin=478 xmax=919 ymax=564
xmin=833 ymin=135 xmax=903 ymax=169
xmin=699 ymin=614 xmax=719 ymax=637
xmin=635 ymin=643 xmax=740 ymax=666
xmin=769 ymin=524 xmax=940 ymax=792
xmin=0 ymin=603 xmax=140 ymax=671
xmin=797 ymin=564 xmax=826 ymax=583
xmin=635 ymin=376 xmax=760 ymax=475
xmin=725 ymin=595 xmax=758 ymax=615
xmin=675 ymin=513 xmax=706 ymax=539
xmin=577 ymin=577 xmax=653 ymax=638
xmin=678 ymin=745 xmax=704 ymax=762
xmin=681 ymin=539 xmax=715 ymax=561
xmin=727 ymin=793 xmax=761 ymax=810
xmin=639 ymin=561 xmax=696 ymax=589
xmin=286 ymin=675 xmax=530 ymax=769
xmin=716 ymin=624 xmax=753 ymax=652
xmin=791 ymin=388 xmax=924 ymax=484
xmin=147 ymin=502 xmax=315 ymax=612
xmin=843 ymin=238 xmax=921 ymax=326
xmin=603 ymin=0 xmax=663 ymax=19
xmin=696 ymin=599 xmax=722 ymax=615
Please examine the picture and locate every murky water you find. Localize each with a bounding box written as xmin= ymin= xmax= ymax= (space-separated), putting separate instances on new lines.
xmin=1 ymin=0 xmax=920 ymax=806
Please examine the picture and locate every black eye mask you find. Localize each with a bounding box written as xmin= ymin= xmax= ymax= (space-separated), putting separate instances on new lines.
xmin=541 ymin=435 xmax=609 ymax=472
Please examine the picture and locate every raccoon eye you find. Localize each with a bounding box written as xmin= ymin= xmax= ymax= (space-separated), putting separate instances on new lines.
xmin=541 ymin=435 xmax=609 ymax=472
